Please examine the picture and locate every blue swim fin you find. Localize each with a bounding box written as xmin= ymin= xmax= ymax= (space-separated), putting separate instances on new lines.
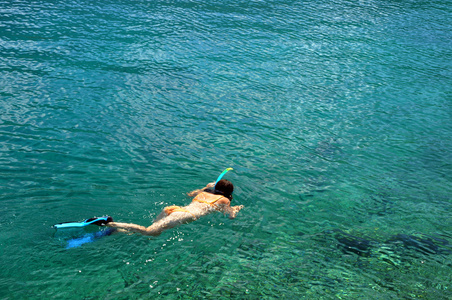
xmin=54 ymin=216 xmax=113 ymax=229
xmin=65 ymin=227 xmax=116 ymax=249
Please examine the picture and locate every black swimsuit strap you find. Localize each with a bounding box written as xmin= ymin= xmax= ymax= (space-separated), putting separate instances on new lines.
xmin=203 ymin=188 xmax=232 ymax=201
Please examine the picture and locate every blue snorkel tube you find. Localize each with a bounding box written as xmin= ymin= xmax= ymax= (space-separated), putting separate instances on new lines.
xmin=214 ymin=168 xmax=233 ymax=188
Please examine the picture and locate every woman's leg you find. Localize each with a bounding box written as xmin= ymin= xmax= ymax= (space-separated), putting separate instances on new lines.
xmin=108 ymin=212 xmax=194 ymax=236
xmin=107 ymin=222 xmax=160 ymax=236
xmin=153 ymin=209 xmax=169 ymax=223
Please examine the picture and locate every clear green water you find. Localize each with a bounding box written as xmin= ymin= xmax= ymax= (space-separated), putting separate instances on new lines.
xmin=1 ymin=0 xmax=451 ymax=299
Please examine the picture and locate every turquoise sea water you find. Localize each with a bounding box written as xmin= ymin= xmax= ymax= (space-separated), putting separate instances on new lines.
xmin=1 ymin=0 xmax=451 ymax=298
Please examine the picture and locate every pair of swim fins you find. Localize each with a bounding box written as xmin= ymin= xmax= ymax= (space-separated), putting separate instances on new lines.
xmin=53 ymin=216 xmax=114 ymax=249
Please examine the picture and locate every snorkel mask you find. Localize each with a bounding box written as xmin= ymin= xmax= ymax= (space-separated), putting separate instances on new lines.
xmin=207 ymin=168 xmax=233 ymax=200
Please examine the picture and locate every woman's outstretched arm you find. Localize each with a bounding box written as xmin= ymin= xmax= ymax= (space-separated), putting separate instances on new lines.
xmin=217 ymin=204 xmax=244 ymax=219
xmin=187 ymin=182 xmax=215 ymax=197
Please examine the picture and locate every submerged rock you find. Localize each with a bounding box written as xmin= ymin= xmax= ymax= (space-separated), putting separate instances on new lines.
xmin=385 ymin=234 xmax=452 ymax=255
xmin=330 ymin=230 xmax=377 ymax=257
xmin=327 ymin=230 xmax=452 ymax=261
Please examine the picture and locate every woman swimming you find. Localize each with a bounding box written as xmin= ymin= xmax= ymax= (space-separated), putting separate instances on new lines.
xmin=107 ymin=180 xmax=244 ymax=236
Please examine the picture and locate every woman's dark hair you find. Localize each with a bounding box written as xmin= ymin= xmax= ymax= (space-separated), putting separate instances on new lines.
xmin=205 ymin=179 xmax=234 ymax=200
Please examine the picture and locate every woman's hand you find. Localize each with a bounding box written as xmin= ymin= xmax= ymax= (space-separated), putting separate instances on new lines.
xmin=229 ymin=205 xmax=244 ymax=219
xmin=206 ymin=182 xmax=216 ymax=189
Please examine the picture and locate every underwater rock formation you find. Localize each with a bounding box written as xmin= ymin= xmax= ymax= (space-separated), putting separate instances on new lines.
xmin=328 ymin=230 xmax=451 ymax=259
xmin=385 ymin=234 xmax=452 ymax=255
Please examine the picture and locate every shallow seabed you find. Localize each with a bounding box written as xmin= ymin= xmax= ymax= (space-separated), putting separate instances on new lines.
xmin=1 ymin=0 xmax=451 ymax=299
